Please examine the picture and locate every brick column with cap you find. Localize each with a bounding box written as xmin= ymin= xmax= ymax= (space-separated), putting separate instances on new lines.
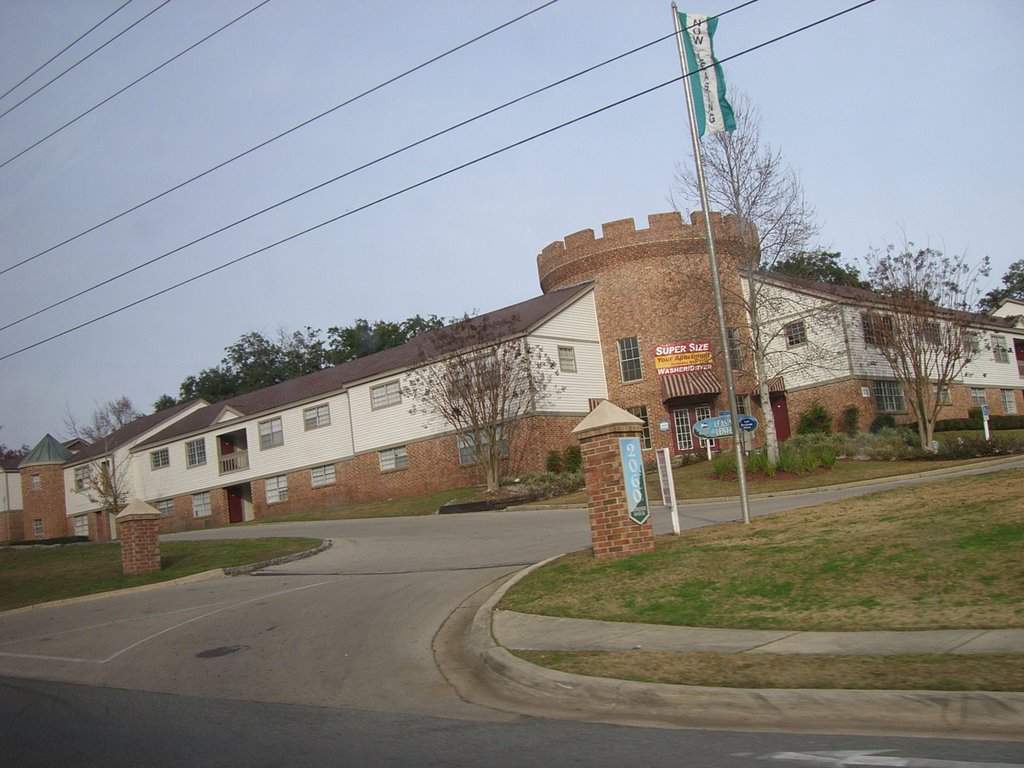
xmin=572 ymin=400 xmax=655 ymax=559
xmin=116 ymin=499 xmax=162 ymax=575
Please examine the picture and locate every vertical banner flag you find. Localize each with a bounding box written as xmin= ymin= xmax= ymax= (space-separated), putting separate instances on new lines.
xmin=678 ymin=12 xmax=736 ymax=136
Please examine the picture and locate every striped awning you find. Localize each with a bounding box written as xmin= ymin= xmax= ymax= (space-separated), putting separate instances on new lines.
xmin=660 ymin=370 xmax=721 ymax=399
xmin=753 ymin=376 xmax=786 ymax=394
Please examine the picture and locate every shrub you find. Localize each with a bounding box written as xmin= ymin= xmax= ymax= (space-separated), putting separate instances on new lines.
xmin=870 ymin=414 xmax=896 ymax=433
xmin=545 ymin=450 xmax=563 ymax=474
xmin=796 ymin=402 xmax=832 ymax=435
xmin=519 ymin=470 xmax=584 ymax=498
xmin=839 ymin=405 xmax=860 ymax=436
xmin=562 ymin=445 xmax=582 ymax=473
xmin=711 ymin=453 xmax=736 ymax=479
xmin=746 ymin=449 xmax=776 ymax=477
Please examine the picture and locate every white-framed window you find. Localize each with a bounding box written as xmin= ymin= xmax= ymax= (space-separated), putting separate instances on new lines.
xmin=971 ymin=387 xmax=987 ymax=407
xmin=557 ymin=346 xmax=577 ymax=373
xmin=303 ymin=403 xmax=331 ymax=430
xmin=923 ymin=322 xmax=941 ymax=347
xmin=259 ymin=417 xmax=284 ymax=450
xmin=30 ymin=473 xmax=41 ymax=491
xmin=1001 ymin=389 xmax=1017 ymax=414
xmin=192 ymin=491 xmax=211 ymax=518
xmin=966 ymin=331 xmax=982 ymax=354
xmin=727 ymin=328 xmax=743 ymax=369
xmin=32 ymin=519 xmax=44 ymax=536
xmin=673 ymin=408 xmax=693 ymax=451
xmin=458 ymin=432 xmax=507 ymax=466
xmin=74 ymin=515 xmax=89 ymax=537
xmin=311 ymin=464 xmax=336 ymax=487
xmin=265 ymin=475 xmax=288 ymax=504
xmin=150 ymin=448 xmax=170 ymax=470
xmin=626 ymin=406 xmax=652 ymax=450
xmin=378 ymin=446 xmax=409 ymax=472
xmin=862 ymin=312 xmax=893 ymax=346
xmin=992 ymin=335 xmax=1010 ymax=364
xmin=784 ymin=321 xmax=807 ymax=347
xmin=935 ymin=385 xmax=952 ymax=405
xmin=617 ymin=336 xmax=642 ymax=382
xmin=370 ymin=380 xmax=402 ymax=410
xmin=874 ymin=380 xmax=905 ymax=413
xmin=185 ymin=438 xmax=206 ymax=468
xmin=156 ymin=499 xmax=175 ymax=517
xmin=695 ymin=404 xmax=715 ymax=449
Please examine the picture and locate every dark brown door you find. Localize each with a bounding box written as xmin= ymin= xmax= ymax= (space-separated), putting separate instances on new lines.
xmin=228 ymin=489 xmax=243 ymax=523
xmin=772 ymin=394 xmax=791 ymax=442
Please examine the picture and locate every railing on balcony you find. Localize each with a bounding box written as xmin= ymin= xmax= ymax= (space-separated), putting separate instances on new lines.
xmin=1018 ymin=360 xmax=1024 ymax=378
xmin=219 ymin=450 xmax=249 ymax=474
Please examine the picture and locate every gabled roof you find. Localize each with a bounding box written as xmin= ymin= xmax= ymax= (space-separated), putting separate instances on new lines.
xmin=136 ymin=282 xmax=595 ymax=450
xmin=19 ymin=434 xmax=73 ymax=468
xmin=66 ymin=399 xmax=200 ymax=465
xmin=2 ymin=455 xmax=26 ymax=471
xmin=754 ymin=270 xmax=1020 ymax=331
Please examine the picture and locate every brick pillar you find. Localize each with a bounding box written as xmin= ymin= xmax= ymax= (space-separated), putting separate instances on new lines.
xmin=116 ymin=499 xmax=161 ymax=575
xmin=572 ymin=400 xmax=655 ymax=560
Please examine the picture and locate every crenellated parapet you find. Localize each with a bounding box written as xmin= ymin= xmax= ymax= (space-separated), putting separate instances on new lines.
xmin=537 ymin=211 xmax=757 ymax=294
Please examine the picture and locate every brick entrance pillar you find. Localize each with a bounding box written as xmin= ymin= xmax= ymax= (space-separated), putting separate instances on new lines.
xmin=572 ymin=400 xmax=655 ymax=560
xmin=116 ymin=499 xmax=161 ymax=575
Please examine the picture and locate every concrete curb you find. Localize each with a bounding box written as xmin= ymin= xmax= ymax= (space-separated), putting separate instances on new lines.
xmin=474 ymin=559 xmax=1024 ymax=738
xmin=1 ymin=539 xmax=332 ymax=615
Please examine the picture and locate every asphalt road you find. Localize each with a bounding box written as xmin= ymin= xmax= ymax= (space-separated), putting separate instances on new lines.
xmin=1 ymin=458 xmax=1021 ymax=766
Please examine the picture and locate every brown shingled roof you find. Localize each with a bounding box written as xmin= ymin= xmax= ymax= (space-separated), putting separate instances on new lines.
xmin=135 ymin=282 xmax=595 ymax=450
xmin=67 ymin=399 xmax=200 ymax=465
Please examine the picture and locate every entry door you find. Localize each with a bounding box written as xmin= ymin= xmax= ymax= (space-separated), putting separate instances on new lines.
xmin=772 ymin=394 xmax=791 ymax=442
xmin=228 ymin=489 xmax=244 ymax=523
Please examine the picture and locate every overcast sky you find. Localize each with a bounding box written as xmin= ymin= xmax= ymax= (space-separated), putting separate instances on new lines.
xmin=1 ymin=0 xmax=1022 ymax=449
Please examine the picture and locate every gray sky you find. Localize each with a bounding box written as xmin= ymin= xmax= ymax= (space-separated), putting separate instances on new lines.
xmin=1 ymin=0 xmax=1022 ymax=449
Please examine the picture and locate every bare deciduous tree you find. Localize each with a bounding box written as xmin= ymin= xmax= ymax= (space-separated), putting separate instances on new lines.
xmin=671 ymin=94 xmax=822 ymax=462
xmin=865 ymin=243 xmax=990 ymax=450
xmin=403 ymin=315 xmax=558 ymax=493
xmin=64 ymin=396 xmax=142 ymax=445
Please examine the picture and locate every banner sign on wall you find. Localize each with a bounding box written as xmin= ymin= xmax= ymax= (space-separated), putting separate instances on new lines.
xmin=653 ymin=340 xmax=713 ymax=375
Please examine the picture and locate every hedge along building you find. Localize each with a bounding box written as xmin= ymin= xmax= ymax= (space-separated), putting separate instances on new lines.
xmin=537 ymin=211 xmax=1024 ymax=455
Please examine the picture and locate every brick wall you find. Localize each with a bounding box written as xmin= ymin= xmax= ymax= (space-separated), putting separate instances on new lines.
xmin=19 ymin=464 xmax=68 ymax=540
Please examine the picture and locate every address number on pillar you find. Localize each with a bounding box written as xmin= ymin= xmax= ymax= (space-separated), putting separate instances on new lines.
xmin=619 ymin=437 xmax=650 ymax=525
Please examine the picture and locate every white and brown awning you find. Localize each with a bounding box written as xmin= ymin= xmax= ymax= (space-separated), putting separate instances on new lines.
xmin=660 ymin=370 xmax=721 ymax=399
xmin=753 ymin=376 xmax=786 ymax=395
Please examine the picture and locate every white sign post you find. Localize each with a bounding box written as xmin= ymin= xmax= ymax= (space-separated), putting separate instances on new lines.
xmin=655 ymin=448 xmax=680 ymax=535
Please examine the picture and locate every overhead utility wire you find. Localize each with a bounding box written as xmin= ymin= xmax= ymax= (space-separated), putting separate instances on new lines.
xmin=0 ymin=0 xmax=876 ymax=364
xmin=0 ymin=0 xmax=562 ymax=276
xmin=0 ymin=0 xmax=173 ymax=122
xmin=0 ymin=0 xmax=136 ymax=103
xmin=0 ymin=26 xmax=698 ymax=333
xmin=0 ymin=0 xmax=272 ymax=171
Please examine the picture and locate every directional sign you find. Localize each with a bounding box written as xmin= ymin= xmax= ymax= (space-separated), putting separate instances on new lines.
xmin=619 ymin=438 xmax=650 ymax=525
xmin=738 ymin=415 xmax=758 ymax=432
xmin=693 ymin=415 xmax=733 ymax=438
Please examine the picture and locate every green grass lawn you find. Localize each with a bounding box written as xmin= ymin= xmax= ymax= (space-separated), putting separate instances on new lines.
xmin=0 ymin=537 xmax=319 ymax=612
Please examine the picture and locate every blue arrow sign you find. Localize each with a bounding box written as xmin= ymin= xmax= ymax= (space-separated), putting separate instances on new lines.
xmin=693 ymin=416 xmax=733 ymax=438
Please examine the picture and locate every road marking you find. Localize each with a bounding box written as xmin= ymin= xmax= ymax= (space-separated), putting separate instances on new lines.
xmin=764 ymin=750 xmax=1023 ymax=767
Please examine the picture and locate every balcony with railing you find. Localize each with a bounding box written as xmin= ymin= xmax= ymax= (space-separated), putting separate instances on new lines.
xmin=217 ymin=428 xmax=248 ymax=475
xmin=219 ymin=449 xmax=249 ymax=474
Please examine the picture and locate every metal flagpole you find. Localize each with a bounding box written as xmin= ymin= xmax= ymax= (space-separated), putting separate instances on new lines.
xmin=671 ymin=3 xmax=751 ymax=524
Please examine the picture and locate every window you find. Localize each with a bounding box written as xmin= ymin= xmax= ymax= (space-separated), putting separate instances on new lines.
xmin=265 ymin=475 xmax=288 ymax=504
xmin=458 ymin=432 xmax=508 ymax=466
xmin=74 ymin=515 xmax=89 ymax=537
xmin=966 ymin=331 xmax=982 ymax=354
xmin=874 ymin=380 xmax=905 ymax=413
xmin=150 ymin=448 xmax=170 ymax=470
xmin=30 ymin=473 xmax=41 ymax=491
xmin=673 ymin=408 xmax=693 ymax=451
xmin=370 ymin=380 xmax=402 ymax=410
xmin=185 ymin=438 xmax=206 ymax=468
xmin=304 ymin=403 xmax=331 ymax=430
xmin=935 ymin=385 xmax=952 ymax=405
xmin=378 ymin=446 xmax=409 ymax=472
xmin=992 ymin=335 xmax=1010 ymax=364
xmin=311 ymin=464 xmax=336 ymax=487
xmin=923 ymin=322 xmax=941 ymax=347
xmin=557 ymin=346 xmax=577 ymax=373
xmin=156 ymin=499 xmax=175 ymax=517
xmin=32 ymin=519 xmax=44 ymax=537
xmin=617 ymin=337 xmax=642 ymax=382
xmin=1001 ymin=390 xmax=1018 ymax=414
xmin=784 ymin=321 xmax=807 ymax=347
xmin=862 ymin=312 xmax=893 ymax=346
xmin=258 ymin=417 xmax=284 ymax=450
xmin=626 ymin=406 xmax=652 ymax=450
xmin=192 ymin=491 xmax=211 ymax=518
xmin=695 ymin=404 xmax=715 ymax=449
xmin=727 ymin=328 xmax=743 ymax=369
xmin=971 ymin=388 xmax=987 ymax=407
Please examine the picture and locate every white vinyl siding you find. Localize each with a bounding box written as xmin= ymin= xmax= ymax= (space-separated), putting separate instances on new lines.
xmin=265 ymin=475 xmax=288 ymax=504
xmin=311 ymin=464 xmax=336 ymax=487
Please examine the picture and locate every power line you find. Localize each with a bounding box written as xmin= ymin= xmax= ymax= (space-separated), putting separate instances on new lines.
xmin=0 ymin=0 xmax=564 ymax=276
xmin=0 ymin=0 xmax=173 ymax=122
xmin=0 ymin=0 xmax=136 ymax=103
xmin=0 ymin=0 xmax=877 ymax=364
xmin=0 ymin=0 xmax=272 ymax=171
